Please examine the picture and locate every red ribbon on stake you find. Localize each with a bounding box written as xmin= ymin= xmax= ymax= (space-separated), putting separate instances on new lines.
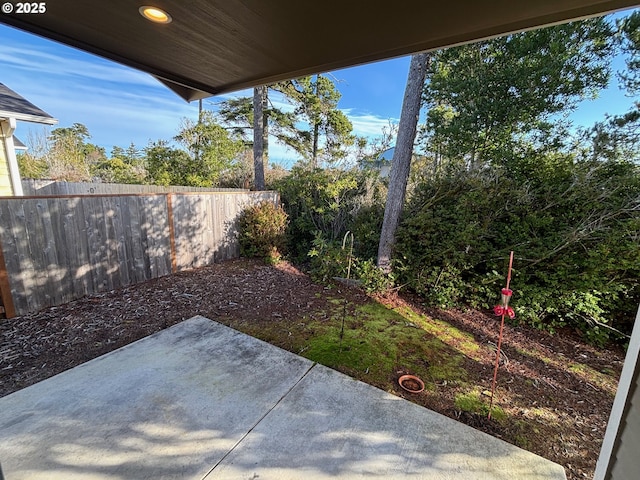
xmin=488 ymin=251 xmax=514 ymax=420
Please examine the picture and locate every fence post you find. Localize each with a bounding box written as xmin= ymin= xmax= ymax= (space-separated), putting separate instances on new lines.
xmin=0 ymin=237 xmax=16 ymax=318
xmin=167 ymin=193 xmax=177 ymax=273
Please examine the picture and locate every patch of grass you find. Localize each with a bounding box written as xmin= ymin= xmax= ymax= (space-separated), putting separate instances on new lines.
xmin=454 ymin=391 xmax=485 ymax=412
xmin=305 ymin=325 xmax=395 ymax=379
xmin=393 ymin=306 xmax=481 ymax=357
xmin=523 ymin=407 xmax=560 ymax=424
xmin=512 ymin=420 xmax=533 ymax=450
xmin=299 ymin=301 xmax=470 ymax=389
xmin=328 ymin=298 xmax=345 ymax=306
xmin=421 ymin=338 xmax=467 ymax=385
xmin=454 ymin=390 xmax=507 ymax=423
xmin=514 ymin=346 xmax=555 ymax=365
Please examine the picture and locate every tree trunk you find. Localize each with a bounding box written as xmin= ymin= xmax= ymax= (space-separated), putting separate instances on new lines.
xmin=311 ymin=75 xmax=320 ymax=168
xmin=377 ymin=52 xmax=431 ymax=272
xmin=312 ymin=121 xmax=319 ymax=168
xmin=253 ymin=85 xmax=266 ymax=190
xmin=262 ymin=89 xmax=269 ymax=172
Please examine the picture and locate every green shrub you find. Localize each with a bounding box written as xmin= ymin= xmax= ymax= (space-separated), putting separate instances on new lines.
xmin=237 ymin=201 xmax=288 ymax=263
xmin=307 ymin=233 xmax=395 ymax=294
xmin=394 ymin=159 xmax=640 ymax=345
xmin=17 ymin=152 xmax=48 ymax=179
xmin=307 ymin=233 xmax=351 ymax=282
xmin=354 ymin=258 xmax=395 ymax=294
xmin=272 ymin=166 xmax=385 ymax=261
xmin=351 ymin=204 xmax=385 ymax=261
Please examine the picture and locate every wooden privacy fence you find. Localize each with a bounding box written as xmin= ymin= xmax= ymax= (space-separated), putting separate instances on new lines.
xmin=0 ymin=191 xmax=278 ymax=318
xmin=21 ymin=179 xmax=247 ymax=196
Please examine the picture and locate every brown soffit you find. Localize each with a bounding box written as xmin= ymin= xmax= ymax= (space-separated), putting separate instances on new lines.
xmin=1 ymin=0 xmax=638 ymax=102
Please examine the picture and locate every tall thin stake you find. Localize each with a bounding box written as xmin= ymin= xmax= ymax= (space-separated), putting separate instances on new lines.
xmin=339 ymin=231 xmax=354 ymax=351
xmin=488 ymin=251 xmax=514 ymax=420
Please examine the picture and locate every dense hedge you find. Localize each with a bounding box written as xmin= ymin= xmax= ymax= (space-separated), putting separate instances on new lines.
xmin=394 ymin=159 xmax=640 ymax=344
xmin=270 ymin=159 xmax=638 ymax=345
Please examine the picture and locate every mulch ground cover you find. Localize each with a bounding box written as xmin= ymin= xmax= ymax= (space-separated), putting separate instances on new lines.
xmin=0 ymin=258 xmax=625 ymax=480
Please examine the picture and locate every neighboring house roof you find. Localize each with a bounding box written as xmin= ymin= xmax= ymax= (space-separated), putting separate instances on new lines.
xmin=368 ymin=147 xmax=427 ymax=177
xmin=0 ymin=83 xmax=57 ymax=125
xmin=379 ymin=147 xmax=395 ymax=162
xmin=359 ymin=147 xmax=394 ymax=178
xmin=12 ymin=136 xmax=27 ymax=150
xmin=0 ymin=1 xmax=635 ymax=101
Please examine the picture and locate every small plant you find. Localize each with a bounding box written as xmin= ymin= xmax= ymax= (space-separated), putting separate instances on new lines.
xmin=237 ymin=201 xmax=288 ymax=263
xmin=308 ymin=233 xmax=396 ymax=294
xmin=354 ymin=259 xmax=395 ymax=294
xmin=307 ymin=233 xmax=350 ymax=282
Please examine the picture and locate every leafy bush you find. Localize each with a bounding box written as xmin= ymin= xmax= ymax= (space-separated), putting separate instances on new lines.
xmin=17 ymin=152 xmax=48 ymax=179
xmin=237 ymin=201 xmax=288 ymax=264
xmin=273 ymin=167 xmax=352 ymax=259
xmin=307 ymin=233 xmax=395 ymax=294
xmin=307 ymin=233 xmax=351 ymax=282
xmin=272 ymin=166 xmax=385 ymax=261
xmin=394 ymin=159 xmax=640 ymax=345
xmin=351 ymin=204 xmax=385 ymax=261
xmin=354 ymin=258 xmax=395 ymax=294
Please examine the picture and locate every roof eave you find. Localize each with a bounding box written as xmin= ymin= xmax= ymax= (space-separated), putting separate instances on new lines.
xmin=0 ymin=111 xmax=58 ymax=125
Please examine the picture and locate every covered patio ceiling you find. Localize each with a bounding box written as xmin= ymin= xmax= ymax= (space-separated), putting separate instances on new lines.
xmin=0 ymin=1 xmax=638 ymax=102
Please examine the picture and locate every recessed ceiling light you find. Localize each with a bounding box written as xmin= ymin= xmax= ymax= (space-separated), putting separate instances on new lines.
xmin=139 ymin=6 xmax=172 ymax=24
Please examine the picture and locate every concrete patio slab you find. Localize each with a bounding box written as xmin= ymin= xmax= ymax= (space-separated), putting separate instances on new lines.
xmin=0 ymin=316 xmax=566 ymax=480
xmin=0 ymin=316 xmax=314 ymax=479
xmin=209 ymin=363 xmax=564 ymax=479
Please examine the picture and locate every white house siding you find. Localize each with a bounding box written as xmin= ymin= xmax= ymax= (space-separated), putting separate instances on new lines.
xmin=596 ymin=304 xmax=640 ymax=480
xmin=0 ymin=140 xmax=14 ymax=196
xmin=609 ymin=366 xmax=640 ymax=480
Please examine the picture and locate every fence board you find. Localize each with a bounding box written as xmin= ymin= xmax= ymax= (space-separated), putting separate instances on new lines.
xmin=207 ymin=195 xmax=218 ymax=263
xmin=111 ymin=197 xmax=130 ymax=288
xmin=173 ymin=195 xmax=193 ymax=270
xmin=0 ymin=191 xmax=278 ymax=317
xmin=41 ymin=198 xmax=67 ymax=307
xmin=0 ymin=236 xmax=15 ymax=317
xmin=220 ymin=195 xmax=231 ymax=260
xmin=24 ymin=199 xmax=50 ymax=308
xmin=0 ymin=201 xmax=25 ymax=314
xmin=67 ymin=197 xmax=92 ymax=299
xmin=124 ymin=197 xmax=145 ymax=283
xmin=102 ymin=197 xmax=123 ymax=290
xmin=83 ymin=197 xmax=108 ymax=293
xmin=142 ymin=195 xmax=171 ymax=278
xmin=8 ymin=202 xmax=36 ymax=313
xmin=156 ymin=196 xmax=172 ymax=278
xmin=186 ymin=195 xmax=202 ymax=269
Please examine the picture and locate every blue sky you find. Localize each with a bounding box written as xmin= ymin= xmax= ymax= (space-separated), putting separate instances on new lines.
xmin=0 ymin=10 xmax=637 ymax=168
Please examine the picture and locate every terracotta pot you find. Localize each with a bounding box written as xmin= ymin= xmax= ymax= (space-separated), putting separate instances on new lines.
xmin=398 ymin=374 xmax=425 ymax=393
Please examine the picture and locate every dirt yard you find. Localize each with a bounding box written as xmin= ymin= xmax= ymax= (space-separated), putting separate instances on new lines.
xmin=0 ymin=258 xmax=625 ymax=480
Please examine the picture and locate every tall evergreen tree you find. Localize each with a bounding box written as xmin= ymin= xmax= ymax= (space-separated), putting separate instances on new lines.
xmin=276 ymin=75 xmax=355 ymax=167
xmin=377 ymin=53 xmax=431 ymax=271
xmin=217 ymin=75 xmax=355 ymax=170
xmin=253 ymin=85 xmax=267 ymax=190
xmin=420 ymin=17 xmax=614 ymax=169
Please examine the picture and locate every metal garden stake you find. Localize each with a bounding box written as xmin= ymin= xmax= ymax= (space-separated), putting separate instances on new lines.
xmin=488 ymin=251 xmax=515 ymax=420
